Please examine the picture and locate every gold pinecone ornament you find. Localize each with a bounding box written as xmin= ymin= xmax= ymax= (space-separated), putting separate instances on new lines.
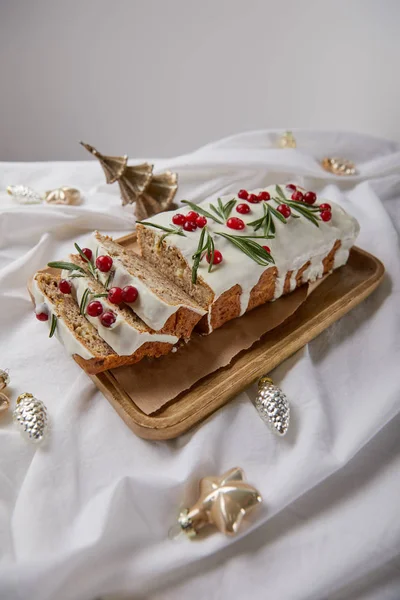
xmin=13 ymin=393 xmax=48 ymax=444
xmin=80 ymin=142 xmax=178 ymax=218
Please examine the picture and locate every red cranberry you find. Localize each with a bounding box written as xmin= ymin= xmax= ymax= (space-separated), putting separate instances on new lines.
xmin=81 ymin=248 xmax=93 ymax=261
xmin=319 ymin=203 xmax=331 ymax=212
xmin=100 ymin=311 xmax=116 ymax=328
xmin=277 ymin=204 xmax=291 ymax=218
xmin=320 ymin=210 xmax=332 ymax=222
xmin=236 ymin=203 xmax=251 ymax=214
xmin=87 ymin=301 xmax=103 ymax=317
xmin=258 ymin=191 xmax=270 ymax=201
xmin=122 ymin=285 xmax=138 ymax=303
xmin=107 ymin=287 xmax=123 ymax=305
xmin=172 ymin=213 xmax=186 ymax=226
xmin=206 ymin=250 xmax=223 ymax=264
xmin=59 ymin=279 xmax=72 ymax=294
xmin=96 ymin=255 xmax=113 ymax=272
xmin=291 ymin=191 xmax=304 ymax=202
xmin=286 ymin=184 xmax=297 ymax=192
xmin=262 ymin=245 xmax=271 ymax=253
xmin=183 ymin=220 xmax=197 ymax=232
xmin=227 ymin=217 xmax=245 ymax=230
xmin=247 ymin=193 xmax=260 ymax=204
xmin=185 ymin=211 xmax=199 ymax=223
xmin=304 ymin=191 xmax=317 ymax=205
xmin=36 ymin=312 xmax=49 ymax=322
xmin=238 ymin=189 xmax=249 ymax=200
xmin=196 ymin=216 xmax=207 ymax=228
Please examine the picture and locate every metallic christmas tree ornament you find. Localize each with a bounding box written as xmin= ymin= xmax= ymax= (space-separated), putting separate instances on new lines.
xmin=177 ymin=467 xmax=262 ymax=538
xmin=278 ymin=131 xmax=297 ymax=149
xmin=13 ymin=393 xmax=48 ymax=444
xmin=0 ymin=368 xmax=10 ymax=391
xmin=321 ymin=157 xmax=357 ymax=176
xmin=7 ymin=185 xmax=43 ymax=204
xmin=80 ymin=141 xmax=178 ymax=218
xmin=135 ymin=171 xmax=178 ymax=220
xmin=0 ymin=393 xmax=10 ymax=417
xmin=80 ymin=141 xmax=153 ymax=206
xmin=44 ymin=187 xmax=82 ymax=206
xmin=255 ymin=376 xmax=290 ymax=436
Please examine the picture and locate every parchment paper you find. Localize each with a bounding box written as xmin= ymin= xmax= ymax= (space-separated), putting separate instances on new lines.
xmin=111 ymin=283 xmax=310 ymax=414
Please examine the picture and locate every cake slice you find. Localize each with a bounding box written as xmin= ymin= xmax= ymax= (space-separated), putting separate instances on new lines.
xmin=63 ymin=254 xmax=178 ymax=357
xmin=136 ymin=184 xmax=360 ymax=333
xmin=86 ymin=231 xmax=205 ymax=338
xmin=32 ymin=272 xmax=175 ymax=375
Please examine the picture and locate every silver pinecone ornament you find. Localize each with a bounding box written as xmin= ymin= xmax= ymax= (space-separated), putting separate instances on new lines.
xmin=13 ymin=393 xmax=48 ymax=444
xmin=255 ymin=376 xmax=290 ymax=436
xmin=7 ymin=185 xmax=43 ymax=204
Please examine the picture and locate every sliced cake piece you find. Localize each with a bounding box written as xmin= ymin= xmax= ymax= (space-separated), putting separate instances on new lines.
xmin=62 ymin=255 xmax=178 ymax=357
xmin=32 ymin=272 xmax=175 ymax=375
xmin=85 ymin=231 xmax=205 ymax=338
xmin=136 ymin=185 xmax=360 ymax=333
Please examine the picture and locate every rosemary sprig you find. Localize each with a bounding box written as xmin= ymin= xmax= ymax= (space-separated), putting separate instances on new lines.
xmin=207 ymin=236 xmax=215 ymax=273
xmin=49 ymin=314 xmax=57 ymax=338
xmin=267 ymin=202 xmax=288 ymax=224
xmin=47 ymin=261 xmax=86 ymax=273
xmin=74 ymin=243 xmax=98 ymax=278
xmin=276 ymin=199 xmax=320 ymax=226
xmin=92 ymin=293 xmax=108 ymax=299
xmin=182 ymin=198 xmax=237 ymax=224
xmin=191 ymin=227 xmax=216 ymax=283
xmin=221 ymin=198 xmax=236 ymax=220
xmin=191 ymin=227 xmax=207 ymax=284
xmin=274 ymin=185 xmax=320 ymax=226
xmin=79 ymin=288 xmax=91 ymax=315
xmin=104 ymin=270 xmax=114 ymax=290
xmin=181 ymin=200 xmax=224 ymax=224
xmin=248 ymin=203 xmax=285 ymax=237
xmin=211 ymin=197 xmax=237 ymax=222
xmin=216 ymin=232 xmax=274 ymax=266
xmin=275 ymin=184 xmax=288 ymax=203
xmin=69 ymin=273 xmax=85 ymax=279
xmin=137 ymin=221 xmax=186 ymax=237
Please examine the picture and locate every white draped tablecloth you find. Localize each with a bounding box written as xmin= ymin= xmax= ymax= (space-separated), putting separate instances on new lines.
xmin=0 ymin=131 xmax=399 ymax=600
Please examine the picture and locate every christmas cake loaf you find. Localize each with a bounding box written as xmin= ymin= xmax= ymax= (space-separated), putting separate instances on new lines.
xmin=137 ymin=184 xmax=360 ymax=333
xmin=32 ymin=272 xmax=176 ymax=374
xmin=86 ymin=231 xmax=205 ymax=338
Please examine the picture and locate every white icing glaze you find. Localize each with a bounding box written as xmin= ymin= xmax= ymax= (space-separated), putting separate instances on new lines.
xmin=62 ymin=270 xmax=178 ymax=356
xmin=142 ymin=185 xmax=360 ymax=316
xmin=289 ymin=270 xmax=297 ymax=292
xmin=32 ymin=277 xmax=94 ymax=360
xmin=86 ymin=234 xmax=204 ymax=331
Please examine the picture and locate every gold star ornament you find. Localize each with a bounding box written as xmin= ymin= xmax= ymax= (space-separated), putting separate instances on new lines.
xmin=178 ymin=467 xmax=262 ymax=538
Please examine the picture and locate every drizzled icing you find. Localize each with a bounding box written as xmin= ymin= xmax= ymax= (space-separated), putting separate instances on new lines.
xmin=141 ymin=186 xmax=360 ymax=316
xmin=62 ymin=270 xmax=178 ymax=356
xmin=87 ymin=233 xmax=205 ymax=331
xmin=32 ymin=276 xmax=94 ymax=360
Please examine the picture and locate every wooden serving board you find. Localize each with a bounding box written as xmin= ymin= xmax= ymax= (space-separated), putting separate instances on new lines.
xmin=89 ymin=237 xmax=384 ymax=440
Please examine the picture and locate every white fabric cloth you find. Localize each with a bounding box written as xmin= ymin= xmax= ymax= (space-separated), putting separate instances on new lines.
xmin=0 ymin=130 xmax=399 ymax=600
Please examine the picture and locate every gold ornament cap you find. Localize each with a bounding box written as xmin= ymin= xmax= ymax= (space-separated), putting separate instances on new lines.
xmin=178 ymin=467 xmax=262 ymax=538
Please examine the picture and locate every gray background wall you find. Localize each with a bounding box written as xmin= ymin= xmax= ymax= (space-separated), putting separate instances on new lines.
xmin=1 ymin=0 xmax=399 ymax=161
